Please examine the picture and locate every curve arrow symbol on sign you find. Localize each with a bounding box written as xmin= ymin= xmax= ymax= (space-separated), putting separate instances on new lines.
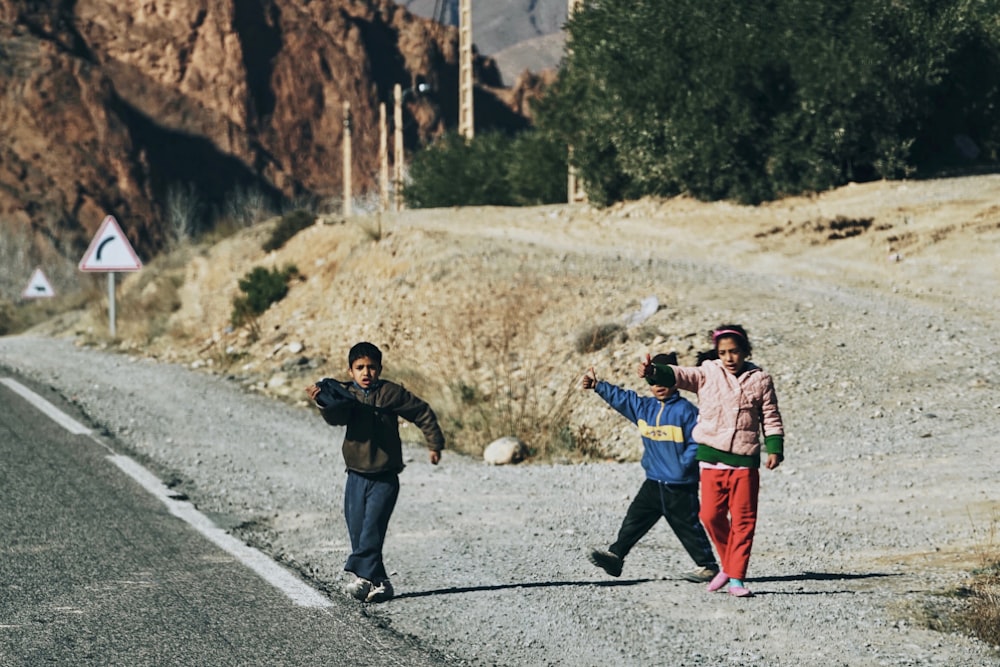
xmin=96 ymin=237 xmax=115 ymax=261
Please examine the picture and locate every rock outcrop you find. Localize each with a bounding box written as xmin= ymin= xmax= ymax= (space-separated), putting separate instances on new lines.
xmin=0 ymin=0 xmax=551 ymax=260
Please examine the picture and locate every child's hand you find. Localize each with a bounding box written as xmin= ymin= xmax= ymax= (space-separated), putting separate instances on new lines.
xmin=765 ymin=453 xmax=782 ymax=470
xmin=637 ymin=353 xmax=653 ymax=379
xmin=581 ymin=367 xmax=598 ymax=390
xmin=429 ymin=450 xmax=441 ymax=465
xmin=305 ymin=384 xmax=320 ymax=400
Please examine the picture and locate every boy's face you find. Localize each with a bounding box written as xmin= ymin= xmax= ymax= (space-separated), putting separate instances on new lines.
xmin=649 ymin=384 xmax=675 ymax=401
xmin=348 ymin=356 xmax=381 ymax=389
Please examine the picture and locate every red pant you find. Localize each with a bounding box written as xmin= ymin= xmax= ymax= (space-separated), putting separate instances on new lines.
xmin=699 ymin=467 xmax=759 ymax=580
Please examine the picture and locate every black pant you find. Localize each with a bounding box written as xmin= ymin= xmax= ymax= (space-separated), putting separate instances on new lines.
xmin=609 ymin=479 xmax=716 ymax=568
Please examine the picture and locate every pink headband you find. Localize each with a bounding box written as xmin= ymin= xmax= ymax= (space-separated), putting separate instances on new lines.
xmin=712 ymin=329 xmax=745 ymax=341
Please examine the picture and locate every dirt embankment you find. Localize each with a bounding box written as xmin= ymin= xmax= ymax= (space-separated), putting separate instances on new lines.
xmin=13 ymin=174 xmax=1000 ymax=665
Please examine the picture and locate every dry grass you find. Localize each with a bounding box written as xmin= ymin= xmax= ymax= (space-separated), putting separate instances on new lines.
xmin=957 ymin=561 xmax=1000 ymax=647
xmin=77 ymin=246 xmax=189 ymax=344
xmin=914 ymin=514 xmax=1000 ymax=650
xmin=392 ymin=282 xmax=599 ymax=461
xmin=958 ymin=514 xmax=1000 ymax=647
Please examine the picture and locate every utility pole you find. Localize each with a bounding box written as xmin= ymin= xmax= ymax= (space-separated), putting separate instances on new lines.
xmin=394 ymin=83 xmax=404 ymax=211
xmin=458 ymin=0 xmax=474 ymax=139
xmin=379 ymin=101 xmax=389 ymax=213
xmin=567 ymin=0 xmax=586 ymax=203
xmin=342 ymin=101 xmax=352 ymax=216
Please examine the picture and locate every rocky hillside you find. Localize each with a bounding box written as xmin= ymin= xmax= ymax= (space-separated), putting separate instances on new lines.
xmin=0 ymin=0 xmax=550 ymax=262
xmin=41 ymin=174 xmax=1000 ymax=461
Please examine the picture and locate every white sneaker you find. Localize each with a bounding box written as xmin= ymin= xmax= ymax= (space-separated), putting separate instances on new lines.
xmin=681 ymin=566 xmax=720 ymax=583
xmin=344 ymin=577 xmax=372 ymax=601
xmin=365 ymin=579 xmax=394 ymax=603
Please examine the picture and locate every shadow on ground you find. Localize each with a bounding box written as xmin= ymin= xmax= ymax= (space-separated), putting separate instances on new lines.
xmin=396 ymin=578 xmax=653 ymax=599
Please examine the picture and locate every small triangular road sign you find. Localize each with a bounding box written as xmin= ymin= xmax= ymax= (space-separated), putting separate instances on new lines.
xmin=79 ymin=215 xmax=143 ymax=272
xmin=21 ymin=267 xmax=56 ymax=299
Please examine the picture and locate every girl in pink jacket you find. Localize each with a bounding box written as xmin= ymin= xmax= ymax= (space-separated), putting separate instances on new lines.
xmin=639 ymin=324 xmax=784 ymax=598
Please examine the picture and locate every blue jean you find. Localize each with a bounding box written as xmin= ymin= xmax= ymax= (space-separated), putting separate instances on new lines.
xmin=343 ymin=470 xmax=400 ymax=583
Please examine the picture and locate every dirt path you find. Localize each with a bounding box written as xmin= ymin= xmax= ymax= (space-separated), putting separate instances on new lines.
xmin=12 ymin=174 xmax=1000 ymax=665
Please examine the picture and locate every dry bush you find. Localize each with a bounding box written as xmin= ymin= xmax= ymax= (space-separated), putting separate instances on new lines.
xmin=574 ymin=321 xmax=625 ymax=353
xmin=396 ymin=283 xmax=597 ymax=461
xmin=958 ymin=562 xmax=1000 ymax=646
xmin=958 ymin=515 xmax=1000 ymax=646
xmin=224 ymin=185 xmax=277 ymax=229
xmin=919 ymin=514 xmax=1000 ymax=649
xmin=76 ymin=245 xmax=190 ymax=344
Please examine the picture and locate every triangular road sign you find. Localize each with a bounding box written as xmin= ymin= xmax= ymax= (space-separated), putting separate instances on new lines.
xmin=21 ymin=267 xmax=56 ymax=299
xmin=79 ymin=215 xmax=143 ymax=272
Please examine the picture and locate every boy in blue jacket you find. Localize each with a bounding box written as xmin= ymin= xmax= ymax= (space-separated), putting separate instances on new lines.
xmin=582 ymin=352 xmax=718 ymax=582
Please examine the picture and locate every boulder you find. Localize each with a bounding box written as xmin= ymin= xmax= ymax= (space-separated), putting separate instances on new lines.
xmin=483 ymin=436 xmax=527 ymax=465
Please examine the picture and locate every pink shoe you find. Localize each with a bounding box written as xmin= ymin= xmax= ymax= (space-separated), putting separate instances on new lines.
xmin=728 ymin=585 xmax=753 ymax=598
xmin=706 ymin=571 xmax=729 ymax=592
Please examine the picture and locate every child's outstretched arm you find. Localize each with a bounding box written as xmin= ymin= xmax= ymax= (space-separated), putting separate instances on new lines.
xmin=636 ymin=354 xmax=676 ymax=387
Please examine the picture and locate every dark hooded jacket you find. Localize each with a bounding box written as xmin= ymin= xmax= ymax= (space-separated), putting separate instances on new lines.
xmin=315 ymin=378 xmax=445 ymax=474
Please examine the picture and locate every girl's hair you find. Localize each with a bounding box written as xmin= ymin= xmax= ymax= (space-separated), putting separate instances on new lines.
xmin=711 ymin=324 xmax=752 ymax=356
xmin=696 ymin=349 xmax=718 ymax=366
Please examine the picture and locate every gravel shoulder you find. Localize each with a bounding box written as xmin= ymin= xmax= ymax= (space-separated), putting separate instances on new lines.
xmin=3 ymin=176 xmax=1000 ymax=666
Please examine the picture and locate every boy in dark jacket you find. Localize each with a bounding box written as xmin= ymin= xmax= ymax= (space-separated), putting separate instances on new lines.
xmin=306 ymin=341 xmax=444 ymax=603
xmin=581 ymin=352 xmax=718 ymax=582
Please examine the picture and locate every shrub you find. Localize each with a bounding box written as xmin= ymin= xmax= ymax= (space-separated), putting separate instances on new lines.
xmin=0 ymin=300 xmax=16 ymax=336
xmin=230 ymin=264 xmax=299 ymax=336
xmin=574 ymin=322 xmax=625 ymax=354
xmin=404 ymin=130 xmax=566 ymax=208
xmin=225 ymin=184 xmax=277 ymax=228
xmin=165 ymin=183 xmax=204 ymax=245
xmin=263 ymin=209 xmax=316 ymax=252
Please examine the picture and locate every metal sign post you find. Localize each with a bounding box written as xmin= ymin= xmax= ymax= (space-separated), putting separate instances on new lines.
xmin=107 ymin=273 xmax=117 ymax=338
xmin=79 ymin=215 xmax=142 ymax=338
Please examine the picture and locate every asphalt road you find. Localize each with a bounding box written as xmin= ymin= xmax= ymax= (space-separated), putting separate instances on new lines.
xmin=0 ymin=374 xmax=446 ymax=667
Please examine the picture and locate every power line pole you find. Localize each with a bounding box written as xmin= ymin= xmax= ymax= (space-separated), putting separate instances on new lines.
xmin=394 ymin=84 xmax=404 ymax=211
xmin=458 ymin=0 xmax=474 ymax=139
xmin=567 ymin=0 xmax=586 ymax=203
xmin=342 ymin=101 xmax=352 ymax=216
xmin=379 ymin=101 xmax=389 ymax=213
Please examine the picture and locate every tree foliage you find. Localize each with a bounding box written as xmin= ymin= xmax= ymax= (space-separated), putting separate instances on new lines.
xmin=537 ymin=0 xmax=1000 ymax=204
xmin=230 ymin=264 xmax=299 ymax=337
xmin=403 ymin=131 xmax=566 ymax=208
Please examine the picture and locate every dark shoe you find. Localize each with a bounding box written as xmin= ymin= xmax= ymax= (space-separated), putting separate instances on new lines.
xmin=365 ymin=579 xmax=394 ymax=603
xmin=588 ymin=549 xmax=623 ymax=577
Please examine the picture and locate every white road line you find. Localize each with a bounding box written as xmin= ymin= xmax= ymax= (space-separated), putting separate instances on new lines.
xmin=0 ymin=378 xmax=91 ymax=434
xmin=109 ymin=455 xmax=333 ymax=608
xmin=1 ymin=376 xmax=332 ymax=608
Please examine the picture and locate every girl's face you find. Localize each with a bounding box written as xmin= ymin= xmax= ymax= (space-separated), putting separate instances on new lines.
xmin=348 ymin=355 xmax=381 ymax=389
xmin=716 ymin=337 xmax=748 ymax=375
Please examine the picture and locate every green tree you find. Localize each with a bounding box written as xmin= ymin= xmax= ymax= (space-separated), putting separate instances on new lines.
xmin=403 ymin=130 xmax=566 ymax=208
xmin=538 ymin=0 xmax=1000 ymax=204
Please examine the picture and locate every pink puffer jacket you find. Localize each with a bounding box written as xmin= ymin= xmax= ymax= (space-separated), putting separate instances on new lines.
xmin=672 ymin=359 xmax=783 ymax=456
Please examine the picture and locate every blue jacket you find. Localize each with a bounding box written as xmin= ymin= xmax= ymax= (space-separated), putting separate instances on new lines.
xmin=593 ymin=381 xmax=700 ymax=485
